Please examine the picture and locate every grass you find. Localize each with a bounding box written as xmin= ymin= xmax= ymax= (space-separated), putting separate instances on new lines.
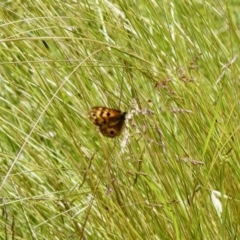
xmin=1 ymin=0 xmax=240 ymax=239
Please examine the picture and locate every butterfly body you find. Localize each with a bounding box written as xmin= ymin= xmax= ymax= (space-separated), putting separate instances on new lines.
xmin=89 ymin=106 xmax=126 ymax=138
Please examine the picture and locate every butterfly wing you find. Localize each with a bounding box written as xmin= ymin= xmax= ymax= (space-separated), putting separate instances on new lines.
xmin=100 ymin=110 xmax=126 ymax=138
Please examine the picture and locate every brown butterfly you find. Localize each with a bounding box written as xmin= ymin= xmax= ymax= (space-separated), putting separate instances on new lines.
xmin=88 ymin=106 xmax=127 ymax=138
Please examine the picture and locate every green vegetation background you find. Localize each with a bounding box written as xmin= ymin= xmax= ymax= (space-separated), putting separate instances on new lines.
xmin=0 ymin=0 xmax=240 ymax=239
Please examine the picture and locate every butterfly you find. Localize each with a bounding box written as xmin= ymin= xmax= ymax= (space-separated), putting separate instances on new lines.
xmin=88 ymin=106 xmax=127 ymax=138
